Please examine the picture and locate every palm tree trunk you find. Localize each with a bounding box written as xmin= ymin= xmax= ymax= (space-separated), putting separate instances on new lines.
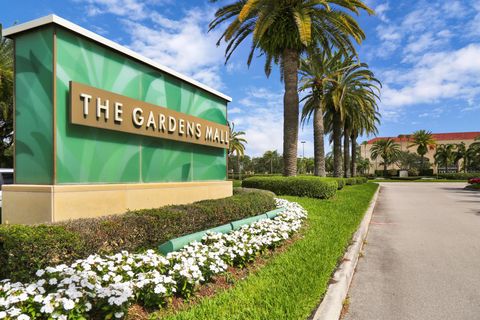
xmin=383 ymin=161 xmax=388 ymax=177
xmin=420 ymin=154 xmax=424 ymax=174
xmin=237 ymin=156 xmax=241 ymax=180
xmin=282 ymin=48 xmax=299 ymax=176
xmin=332 ymin=112 xmax=343 ymax=177
xmin=351 ymin=133 xmax=357 ymax=177
xmin=313 ymin=107 xmax=326 ymax=177
xmin=343 ymin=127 xmax=350 ymax=178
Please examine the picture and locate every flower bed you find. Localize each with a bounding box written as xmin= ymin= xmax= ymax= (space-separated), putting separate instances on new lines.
xmin=0 ymin=190 xmax=276 ymax=282
xmin=0 ymin=199 xmax=306 ymax=320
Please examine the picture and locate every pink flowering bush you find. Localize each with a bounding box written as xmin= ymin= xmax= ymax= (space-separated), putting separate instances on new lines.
xmin=468 ymin=178 xmax=480 ymax=184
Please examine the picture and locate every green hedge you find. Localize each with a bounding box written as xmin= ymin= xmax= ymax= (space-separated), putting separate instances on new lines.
xmin=0 ymin=190 xmax=276 ymax=282
xmin=437 ymin=173 xmax=480 ymax=180
xmin=242 ymin=176 xmax=338 ymax=199
xmin=333 ymin=178 xmax=345 ymax=189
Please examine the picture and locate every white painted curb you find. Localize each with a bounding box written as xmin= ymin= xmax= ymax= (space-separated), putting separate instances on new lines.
xmin=311 ymin=185 xmax=381 ymax=320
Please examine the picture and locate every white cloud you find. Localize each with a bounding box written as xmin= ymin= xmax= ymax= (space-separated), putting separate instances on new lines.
xmin=380 ymin=44 xmax=480 ymax=119
xmin=371 ymin=1 xmax=478 ymax=60
xmin=76 ymin=0 xmax=226 ymax=89
xmin=78 ymin=0 xmax=149 ymax=20
xmin=122 ymin=8 xmax=225 ymax=89
xmin=228 ymin=107 xmax=242 ymax=114
xmin=230 ymin=88 xmax=285 ymax=156
xmin=375 ymin=3 xmax=390 ymax=22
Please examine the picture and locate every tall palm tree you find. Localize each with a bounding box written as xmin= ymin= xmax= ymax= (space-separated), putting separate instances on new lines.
xmin=408 ymin=130 xmax=436 ymax=172
xmin=299 ymin=49 xmax=335 ymax=177
xmin=370 ymin=138 xmax=401 ymax=177
xmin=322 ymin=53 xmax=380 ymax=177
xmin=348 ymin=102 xmax=380 ymax=177
xmin=434 ymin=144 xmax=457 ymax=173
xmin=228 ymin=122 xmax=247 ymax=179
xmin=209 ymin=0 xmax=373 ymax=176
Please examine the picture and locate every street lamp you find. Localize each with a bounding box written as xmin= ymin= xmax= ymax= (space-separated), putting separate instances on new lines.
xmin=301 ymin=141 xmax=306 ymax=158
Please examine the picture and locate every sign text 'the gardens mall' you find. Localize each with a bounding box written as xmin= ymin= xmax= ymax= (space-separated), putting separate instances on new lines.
xmin=70 ymin=82 xmax=229 ymax=149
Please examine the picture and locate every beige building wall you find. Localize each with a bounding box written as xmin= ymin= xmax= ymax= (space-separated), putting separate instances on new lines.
xmin=360 ymin=137 xmax=478 ymax=174
xmin=2 ymin=181 xmax=233 ymax=225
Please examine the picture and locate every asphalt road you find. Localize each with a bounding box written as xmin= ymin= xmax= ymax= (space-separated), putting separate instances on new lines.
xmin=343 ymin=182 xmax=480 ymax=320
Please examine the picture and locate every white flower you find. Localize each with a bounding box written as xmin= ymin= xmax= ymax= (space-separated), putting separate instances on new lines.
xmin=35 ymin=269 xmax=45 ymax=277
xmin=7 ymin=308 xmax=21 ymax=317
xmin=62 ymin=298 xmax=75 ymax=311
xmin=114 ymin=312 xmax=124 ymax=318
xmin=17 ymin=315 xmax=30 ymax=320
xmin=0 ymin=311 xmax=6 ymax=319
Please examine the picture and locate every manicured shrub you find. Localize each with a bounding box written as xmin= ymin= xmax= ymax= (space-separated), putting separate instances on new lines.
xmin=466 ymin=183 xmax=480 ymax=190
xmin=355 ymin=177 xmax=368 ymax=184
xmin=0 ymin=225 xmax=85 ymax=282
xmin=389 ymin=176 xmax=421 ymax=181
xmin=419 ymin=169 xmax=434 ymax=176
xmin=438 ymin=173 xmax=480 ymax=180
xmin=242 ymin=176 xmax=338 ymax=199
xmin=333 ymin=178 xmax=346 ymax=189
xmin=0 ymin=191 xmax=276 ymax=282
xmin=374 ymin=169 xmax=399 ymax=177
xmin=345 ymin=177 xmax=357 ymax=185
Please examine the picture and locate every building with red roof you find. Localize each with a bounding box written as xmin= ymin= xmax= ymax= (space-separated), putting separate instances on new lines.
xmin=360 ymin=131 xmax=480 ymax=175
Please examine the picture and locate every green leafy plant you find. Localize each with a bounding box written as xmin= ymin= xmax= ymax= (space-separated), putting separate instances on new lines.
xmin=0 ymin=191 xmax=276 ymax=282
xmin=242 ymin=176 xmax=338 ymax=198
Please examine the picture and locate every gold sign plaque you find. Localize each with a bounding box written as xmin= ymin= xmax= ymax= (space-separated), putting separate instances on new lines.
xmin=70 ymin=81 xmax=229 ymax=149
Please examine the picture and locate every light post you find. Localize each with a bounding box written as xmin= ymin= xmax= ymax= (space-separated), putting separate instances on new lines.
xmin=301 ymin=141 xmax=306 ymax=174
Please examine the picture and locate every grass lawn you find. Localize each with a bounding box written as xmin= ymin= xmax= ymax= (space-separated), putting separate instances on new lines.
xmin=154 ymin=183 xmax=378 ymax=320
xmin=370 ymin=179 xmax=468 ymax=183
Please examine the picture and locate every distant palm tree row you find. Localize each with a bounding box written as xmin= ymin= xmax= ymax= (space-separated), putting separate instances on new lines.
xmin=370 ymin=131 xmax=480 ymax=176
xmin=210 ymin=0 xmax=378 ymax=177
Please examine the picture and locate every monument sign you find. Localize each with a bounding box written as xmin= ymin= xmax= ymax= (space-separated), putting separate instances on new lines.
xmin=1 ymin=15 xmax=232 ymax=224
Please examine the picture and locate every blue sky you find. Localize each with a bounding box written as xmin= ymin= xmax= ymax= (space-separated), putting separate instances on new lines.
xmin=2 ymin=0 xmax=480 ymax=157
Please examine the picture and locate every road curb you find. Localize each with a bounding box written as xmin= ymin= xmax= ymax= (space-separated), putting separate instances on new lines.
xmin=311 ymin=185 xmax=381 ymax=320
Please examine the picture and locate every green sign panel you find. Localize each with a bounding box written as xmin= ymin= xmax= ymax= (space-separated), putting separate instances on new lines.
xmin=10 ymin=18 xmax=230 ymax=185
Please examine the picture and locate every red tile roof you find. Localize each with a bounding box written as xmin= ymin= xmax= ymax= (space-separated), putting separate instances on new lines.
xmin=366 ymin=132 xmax=480 ymax=144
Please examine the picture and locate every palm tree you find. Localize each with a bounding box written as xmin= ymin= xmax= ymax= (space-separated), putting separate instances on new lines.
xmin=299 ymin=49 xmax=333 ymax=177
xmin=434 ymin=144 xmax=456 ymax=173
xmin=408 ymin=130 xmax=436 ymax=172
xmin=321 ymin=53 xmax=380 ymax=177
xmin=209 ymin=0 xmax=373 ymax=176
xmin=263 ymin=150 xmax=278 ymax=174
xmin=348 ymin=103 xmax=380 ymax=177
xmin=465 ymin=137 xmax=480 ymax=172
xmin=370 ymin=138 xmax=401 ymax=177
xmin=454 ymin=142 xmax=466 ymax=173
xmin=228 ymin=122 xmax=247 ymax=179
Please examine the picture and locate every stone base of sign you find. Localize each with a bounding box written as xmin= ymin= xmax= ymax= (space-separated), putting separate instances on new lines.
xmin=1 ymin=181 xmax=233 ymax=225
